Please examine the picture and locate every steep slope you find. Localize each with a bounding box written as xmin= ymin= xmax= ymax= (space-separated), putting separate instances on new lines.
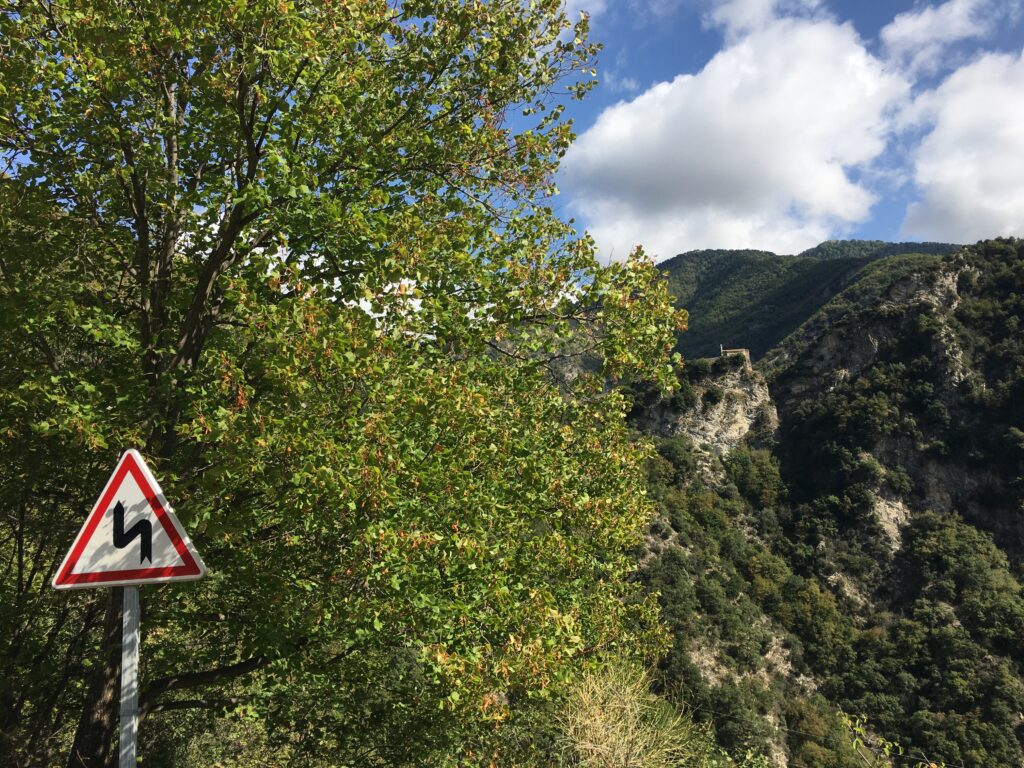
xmin=762 ymin=239 xmax=1024 ymax=767
xmin=661 ymin=240 xmax=959 ymax=361
xmin=632 ymin=360 xmax=859 ymax=767
xmin=636 ymin=239 xmax=1024 ymax=768
xmin=767 ymin=240 xmax=1024 ymax=553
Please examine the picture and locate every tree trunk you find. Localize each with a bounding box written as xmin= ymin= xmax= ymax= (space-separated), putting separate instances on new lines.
xmin=65 ymin=588 xmax=122 ymax=768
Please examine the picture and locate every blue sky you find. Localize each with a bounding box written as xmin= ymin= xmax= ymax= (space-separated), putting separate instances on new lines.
xmin=555 ymin=0 xmax=1024 ymax=260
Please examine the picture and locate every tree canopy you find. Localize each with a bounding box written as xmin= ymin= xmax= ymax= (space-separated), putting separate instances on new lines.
xmin=0 ymin=2 xmax=684 ymax=765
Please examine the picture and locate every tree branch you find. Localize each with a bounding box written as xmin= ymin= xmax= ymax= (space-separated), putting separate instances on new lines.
xmin=138 ymin=654 xmax=267 ymax=719
xmin=165 ymin=203 xmax=256 ymax=373
xmin=144 ymin=696 xmax=250 ymax=715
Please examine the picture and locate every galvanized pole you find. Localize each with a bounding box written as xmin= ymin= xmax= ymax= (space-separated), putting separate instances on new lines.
xmin=119 ymin=586 xmax=140 ymax=768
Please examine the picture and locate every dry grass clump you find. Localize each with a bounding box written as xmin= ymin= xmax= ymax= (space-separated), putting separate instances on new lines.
xmin=559 ymin=662 xmax=716 ymax=768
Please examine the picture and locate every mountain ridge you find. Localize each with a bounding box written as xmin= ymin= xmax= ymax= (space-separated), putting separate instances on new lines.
xmin=660 ymin=239 xmax=961 ymax=361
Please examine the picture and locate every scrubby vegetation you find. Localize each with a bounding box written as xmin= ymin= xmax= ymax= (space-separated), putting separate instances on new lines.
xmin=640 ymin=425 xmax=1020 ymax=767
xmin=635 ymin=239 xmax=1024 ymax=768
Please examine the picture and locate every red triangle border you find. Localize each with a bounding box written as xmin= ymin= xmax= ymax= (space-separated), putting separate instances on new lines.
xmin=53 ymin=451 xmax=202 ymax=587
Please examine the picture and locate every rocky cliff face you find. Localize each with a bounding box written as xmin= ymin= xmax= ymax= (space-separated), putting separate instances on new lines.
xmin=766 ymin=253 xmax=1022 ymax=555
xmin=637 ymin=240 xmax=1024 ymax=768
xmin=765 ymin=262 xmax=967 ymax=404
xmin=633 ymin=357 xmax=778 ymax=479
xmin=632 ymin=362 xmax=803 ymax=768
xmin=645 ymin=244 xmax=1020 ymax=568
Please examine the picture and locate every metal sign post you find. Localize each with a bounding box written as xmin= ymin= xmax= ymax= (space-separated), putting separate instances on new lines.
xmin=119 ymin=586 xmax=140 ymax=768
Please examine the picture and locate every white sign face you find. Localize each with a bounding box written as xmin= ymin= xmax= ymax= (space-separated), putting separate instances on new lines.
xmin=53 ymin=449 xmax=206 ymax=589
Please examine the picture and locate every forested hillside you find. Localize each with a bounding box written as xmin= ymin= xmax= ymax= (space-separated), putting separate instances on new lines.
xmin=634 ymin=239 xmax=1024 ymax=767
xmin=796 ymin=240 xmax=958 ymax=262
xmin=661 ymin=241 xmax=959 ymax=360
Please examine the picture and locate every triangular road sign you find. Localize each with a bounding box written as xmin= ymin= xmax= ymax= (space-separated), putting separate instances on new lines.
xmin=53 ymin=449 xmax=206 ymax=589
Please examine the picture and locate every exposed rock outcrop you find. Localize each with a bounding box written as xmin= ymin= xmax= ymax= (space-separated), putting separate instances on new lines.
xmin=634 ymin=360 xmax=778 ymax=479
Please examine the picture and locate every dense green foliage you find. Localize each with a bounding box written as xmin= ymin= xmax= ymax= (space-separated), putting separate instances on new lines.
xmin=0 ymin=3 xmax=684 ymax=766
xmin=760 ymin=252 xmax=947 ymax=378
xmin=637 ymin=405 xmax=1017 ymax=768
xmin=661 ymin=241 xmax=958 ymax=361
xmin=777 ymin=239 xmax=1024 ymax=555
xmin=948 ymin=240 xmax=1024 ymax=514
xmin=640 ymin=431 xmax=870 ymax=767
xmin=796 ymin=240 xmax=958 ymax=262
xmin=773 ymin=240 xmax=1024 ymax=767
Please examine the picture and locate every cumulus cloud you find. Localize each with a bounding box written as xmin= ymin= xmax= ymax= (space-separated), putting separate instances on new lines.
xmin=881 ymin=0 xmax=1021 ymax=74
xmin=901 ymin=50 xmax=1024 ymax=241
xmin=561 ymin=17 xmax=908 ymax=260
xmin=708 ymin=0 xmax=823 ymax=38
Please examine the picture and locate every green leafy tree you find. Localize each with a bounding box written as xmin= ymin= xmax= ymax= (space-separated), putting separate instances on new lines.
xmin=0 ymin=2 xmax=683 ymax=766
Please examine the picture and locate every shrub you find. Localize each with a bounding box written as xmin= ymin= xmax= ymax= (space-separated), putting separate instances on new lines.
xmin=703 ymin=386 xmax=725 ymax=407
xmin=558 ymin=662 xmax=717 ymax=768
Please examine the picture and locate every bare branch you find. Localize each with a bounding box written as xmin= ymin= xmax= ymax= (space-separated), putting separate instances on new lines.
xmin=138 ymin=654 xmax=267 ymax=719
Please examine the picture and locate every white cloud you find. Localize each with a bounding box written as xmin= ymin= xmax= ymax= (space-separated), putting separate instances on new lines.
xmin=881 ymin=0 xmax=1021 ymax=74
xmin=561 ymin=17 xmax=908 ymax=260
xmin=901 ymin=49 xmax=1024 ymax=242
xmin=603 ymin=70 xmax=641 ymax=94
xmin=564 ymin=0 xmax=608 ymax=24
xmin=708 ymin=0 xmax=823 ymax=39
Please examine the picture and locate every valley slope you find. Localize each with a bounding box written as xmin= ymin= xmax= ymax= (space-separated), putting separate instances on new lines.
xmin=636 ymin=239 xmax=1024 ymax=767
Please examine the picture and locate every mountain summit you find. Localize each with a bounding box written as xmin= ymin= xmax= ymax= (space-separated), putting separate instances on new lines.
xmin=660 ymin=240 xmax=960 ymax=360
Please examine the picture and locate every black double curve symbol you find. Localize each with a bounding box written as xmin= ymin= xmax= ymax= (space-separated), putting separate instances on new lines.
xmin=112 ymin=501 xmax=152 ymax=564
